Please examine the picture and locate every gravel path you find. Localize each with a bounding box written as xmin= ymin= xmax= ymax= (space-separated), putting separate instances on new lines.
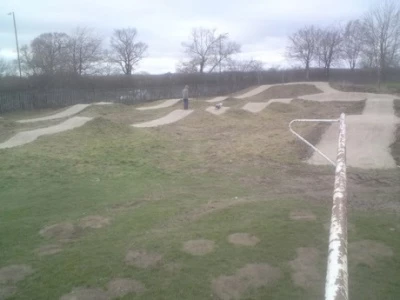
xmin=132 ymin=109 xmax=193 ymax=128
xmin=234 ymin=85 xmax=272 ymax=99
xmin=205 ymin=106 xmax=229 ymax=115
xmin=242 ymin=102 xmax=269 ymax=113
xmin=0 ymin=117 xmax=92 ymax=149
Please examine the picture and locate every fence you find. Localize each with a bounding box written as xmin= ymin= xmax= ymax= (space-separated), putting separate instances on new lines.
xmin=289 ymin=114 xmax=348 ymax=300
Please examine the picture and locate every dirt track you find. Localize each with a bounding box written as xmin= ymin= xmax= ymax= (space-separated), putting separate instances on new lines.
xmin=308 ymin=97 xmax=399 ymax=169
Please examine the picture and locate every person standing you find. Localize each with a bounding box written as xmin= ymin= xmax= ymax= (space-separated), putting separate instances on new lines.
xmin=182 ymin=85 xmax=189 ymax=110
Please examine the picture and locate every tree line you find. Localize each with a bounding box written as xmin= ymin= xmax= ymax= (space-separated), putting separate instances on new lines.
xmin=0 ymin=26 xmax=263 ymax=78
xmin=286 ymin=0 xmax=400 ymax=84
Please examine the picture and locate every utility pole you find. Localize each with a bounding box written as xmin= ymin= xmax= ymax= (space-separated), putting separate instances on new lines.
xmin=8 ymin=12 xmax=22 ymax=78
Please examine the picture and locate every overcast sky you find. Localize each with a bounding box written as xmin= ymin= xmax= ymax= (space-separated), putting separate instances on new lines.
xmin=1 ymin=0 xmax=377 ymax=74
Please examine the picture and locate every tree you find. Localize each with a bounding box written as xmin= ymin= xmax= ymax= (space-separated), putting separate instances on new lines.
xmin=175 ymin=60 xmax=199 ymax=73
xmin=361 ymin=0 xmax=400 ymax=84
xmin=227 ymin=59 xmax=264 ymax=72
xmin=68 ymin=27 xmax=103 ymax=75
xmin=180 ymin=28 xmax=240 ymax=73
xmin=342 ymin=20 xmax=363 ymax=70
xmin=286 ymin=26 xmax=319 ymax=80
xmin=109 ymin=28 xmax=148 ymax=75
xmin=317 ymin=26 xmax=343 ymax=77
xmin=21 ymin=32 xmax=70 ymax=75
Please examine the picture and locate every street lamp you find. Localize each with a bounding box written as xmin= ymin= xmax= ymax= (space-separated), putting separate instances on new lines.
xmin=7 ymin=12 xmax=22 ymax=78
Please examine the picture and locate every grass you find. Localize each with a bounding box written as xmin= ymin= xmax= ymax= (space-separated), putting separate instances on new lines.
xmin=0 ymin=85 xmax=399 ymax=300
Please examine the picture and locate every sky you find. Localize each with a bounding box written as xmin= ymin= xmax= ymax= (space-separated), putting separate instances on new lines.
xmin=1 ymin=0 xmax=378 ymax=74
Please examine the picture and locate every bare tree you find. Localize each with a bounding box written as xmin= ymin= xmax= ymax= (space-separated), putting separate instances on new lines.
xmin=20 ymin=32 xmax=70 ymax=75
xmin=361 ymin=0 xmax=400 ymax=84
xmin=68 ymin=27 xmax=103 ymax=75
xmin=176 ymin=59 xmax=199 ymax=73
xmin=180 ymin=28 xmax=240 ymax=73
xmin=109 ymin=28 xmax=148 ymax=75
xmin=227 ymin=59 xmax=264 ymax=72
xmin=286 ymin=26 xmax=320 ymax=80
xmin=0 ymin=58 xmax=16 ymax=77
xmin=317 ymin=26 xmax=343 ymax=77
xmin=342 ymin=20 xmax=363 ymax=70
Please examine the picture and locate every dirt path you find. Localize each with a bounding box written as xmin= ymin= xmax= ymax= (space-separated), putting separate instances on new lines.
xmin=132 ymin=109 xmax=193 ymax=128
xmin=206 ymin=106 xmax=229 ymax=115
xmin=207 ymin=96 xmax=229 ymax=103
xmin=0 ymin=117 xmax=92 ymax=149
xmin=308 ymin=97 xmax=399 ymax=169
xmin=136 ymin=99 xmax=181 ymax=110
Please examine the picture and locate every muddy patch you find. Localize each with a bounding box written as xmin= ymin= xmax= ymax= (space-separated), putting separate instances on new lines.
xmin=182 ymin=239 xmax=215 ymax=256
xmin=125 ymin=250 xmax=163 ymax=268
xmin=290 ymin=211 xmax=316 ymax=221
xmin=107 ymin=278 xmax=145 ymax=298
xmin=79 ymin=215 xmax=110 ymax=229
xmin=289 ymin=247 xmax=321 ymax=292
xmin=60 ymin=287 xmax=109 ymax=300
xmin=349 ymin=240 xmax=393 ymax=267
xmin=39 ymin=222 xmax=82 ymax=242
xmin=212 ymin=263 xmax=282 ymax=300
xmin=228 ymin=233 xmax=260 ymax=246
xmin=0 ymin=265 xmax=34 ymax=284
xmin=35 ymin=244 xmax=63 ymax=256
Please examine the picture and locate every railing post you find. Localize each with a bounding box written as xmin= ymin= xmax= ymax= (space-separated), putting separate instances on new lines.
xmin=325 ymin=113 xmax=348 ymax=300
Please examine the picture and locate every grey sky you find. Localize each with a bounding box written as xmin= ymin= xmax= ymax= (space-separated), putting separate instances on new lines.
xmin=1 ymin=0 xmax=377 ymax=74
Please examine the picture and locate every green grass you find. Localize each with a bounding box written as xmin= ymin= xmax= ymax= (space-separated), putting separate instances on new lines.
xmin=0 ymin=93 xmax=399 ymax=300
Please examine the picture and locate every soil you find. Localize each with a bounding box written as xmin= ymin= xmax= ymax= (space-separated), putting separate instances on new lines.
xmin=289 ymin=248 xmax=321 ymax=292
xmin=35 ymin=244 xmax=63 ymax=256
xmin=0 ymin=265 xmax=34 ymax=284
xmin=212 ymin=263 xmax=282 ymax=300
xmin=106 ymin=278 xmax=145 ymax=298
xmin=182 ymin=239 xmax=215 ymax=256
xmin=125 ymin=250 xmax=163 ymax=268
xmin=349 ymin=240 xmax=393 ymax=267
xmin=59 ymin=288 xmax=110 ymax=300
xmin=39 ymin=222 xmax=82 ymax=242
xmin=227 ymin=233 xmax=260 ymax=246
xmin=289 ymin=211 xmax=316 ymax=221
xmin=79 ymin=215 xmax=110 ymax=229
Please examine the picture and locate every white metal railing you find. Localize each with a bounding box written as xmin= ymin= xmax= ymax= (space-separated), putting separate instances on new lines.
xmin=289 ymin=113 xmax=348 ymax=300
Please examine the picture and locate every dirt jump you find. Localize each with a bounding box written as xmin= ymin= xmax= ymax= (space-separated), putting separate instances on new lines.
xmin=132 ymin=109 xmax=193 ymax=128
xmin=17 ymin=102 xmax=111 ymax=123
xmin=0 ymin=117 xmax=92 ymax=149
xmin=136 ymin=99 xmax=181 ymax=110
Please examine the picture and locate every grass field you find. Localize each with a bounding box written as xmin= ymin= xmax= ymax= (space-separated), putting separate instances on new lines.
xmin=0 ymin=85 xmax=399 ymax=300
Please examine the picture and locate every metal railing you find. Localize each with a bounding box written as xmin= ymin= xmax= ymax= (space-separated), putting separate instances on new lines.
xmin=289 ymin=113 xmax=348 ymax=300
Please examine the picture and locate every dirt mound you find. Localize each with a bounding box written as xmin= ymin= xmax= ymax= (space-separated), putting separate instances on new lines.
xmin=212 ymin=263 xmax=282 ymax=300
xmin=228 ymin=233 xmax=260 ymax=246
xmin=107 ymin=278 xmax=145 ymax=298
xmin=79 ymin=215 xmax=110 ymax=229
xmin=0 ymin=265 xmax=34 ymax=284
xmin=349 ymin=240 xmax=393 ymax=267
xmin=289 ymin=247 xmax=321 ymax=291
xmin=249 ymin=84 xmax=321 ymax=102
xmin=35 ymin=244 xmax=63 ymax=256
xmin=39 ymin=222 xmax=82 ymax=242
xmin=60 ymin=287 xmax=109 ymax=300
xmin=182 ymin=239 xmax=215 ymax=256
xmin=125 ymin=250 xmax=163 ymax=268
xmin=289 ymin=211 xmax=316 ymax=221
